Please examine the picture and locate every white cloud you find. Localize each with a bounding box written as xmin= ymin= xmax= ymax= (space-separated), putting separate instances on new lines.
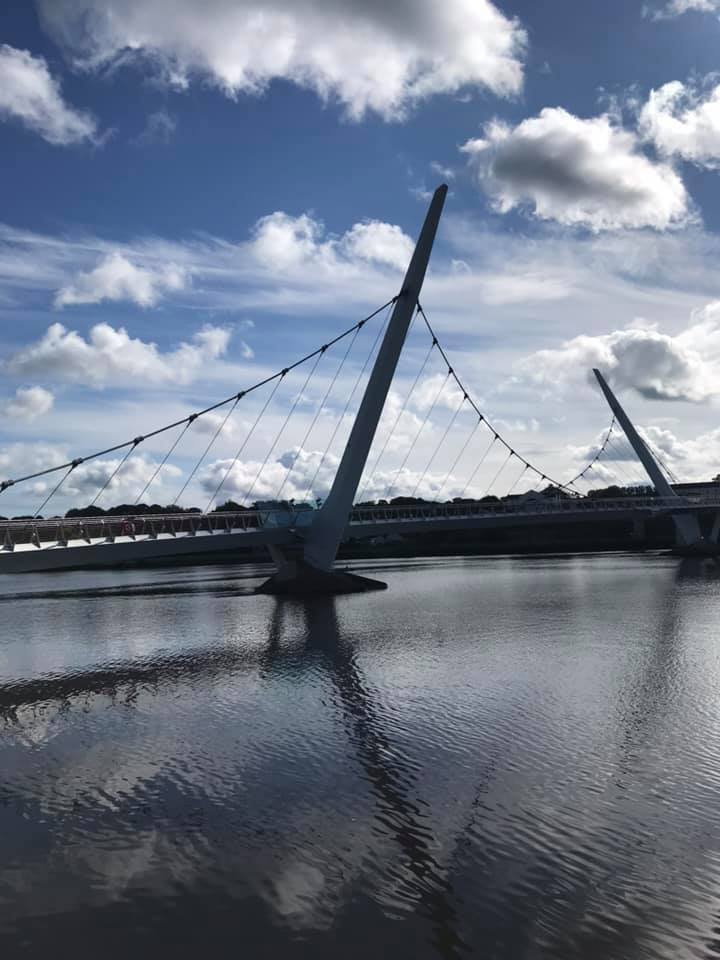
xmin=200 ymin=445 xmax=473 ymax=507
xmin=200 ymin=449 xmax=340 ymax=506
xmin=191 ymin=410 xmax=238 ymax=439
xmin=250 ymin=213 xmax=329 ymax=271
xmin=37 ymin=0 xmax=526 ymax=120
xmin=250 ymin=212 xmax=414 ymax=275
xmin=646 ymin=0 xmax=718 ymax=19
xmin=55 ymin=251 xmax=187 ymax=307
xmin=7 ymin=210 xmax=720 ymax=496
xmin=411 ymin=373 xmax=465 ymax=412
xmin=1 ymin=386 xmax=54 ymax=421
xmin=0 ymin=44 xmax=97 ymax=145
xmin=461 ymin=107 xmax=691 ymax=231
xmin=569 ymin=422 xmax=720 ymax=485
xmin=0 ymin=442 xmax=67 ymax=488
xmin=133 ymin=108 xmax=176 ymax=146
xmin=639 ymin=80 xmax=720 ymax=167
xmin=63 ymin=455 xmax=182 ymax=504
xmin=340 ymin=221 xmax=414 ymax=271
xmin=5 ymin=322 xmax=231 ymax=387
xmin=430 ymin=161 xmax=455 ymax=180
xmin=518 ymin=300 xmax=720 ymax=402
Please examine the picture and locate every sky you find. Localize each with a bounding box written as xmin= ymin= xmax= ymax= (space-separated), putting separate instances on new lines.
xmin=4 ymin=0 xmax=720 ymax=514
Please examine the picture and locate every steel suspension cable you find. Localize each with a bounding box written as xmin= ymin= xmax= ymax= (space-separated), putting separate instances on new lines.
xmin=0 ymin=297 xmax=397 ymax=497
xmin=459 ymin=434 xmax=497 ymax=500
xmin=33 ymin=462 xmax=79 ymax=519
xmin=241 ymin=351 xmax=325 ymax=507
xmin=575 ymin=463 xmax=604 ymax=494
xmin=274 ymin=323 xmax=364 ymax=506
xmin=505 ymin=462 xmax=530 ymax=498
xmin=434 ymin=415 xmax=483 ymax=502
xmin=643 ymin=435 xmax=679 ymax=484
xmin=485 ymin=448 xmax=514 ymax=497
xmin=410 ymin=389 xmax=467 ymax=499
xmin=271 ymin=350 xmax=329 ymax=503
xmin=136 ymin=420 xmax=192 ymax=505
xmin=384 ymin=369 xmax=450 ymax=500
xmin=604 ymin=435 xmax=647 ymax=488
xmin=357 ymin=331 xmax=436 ymax=502
xmin=566 ymin=416 xmax=616 ymax=488
xmin=172 ymin=396 xmax=241 ymax=507
xmin=417 ymin=304 xmax=584 ymax=497
xmin=204 ymin=376 xmax=285 ymax=513
xmin=88 ymin=439 xmax=143 ymax=509
xmin=301 ymin=302 xmax=392 ymax=504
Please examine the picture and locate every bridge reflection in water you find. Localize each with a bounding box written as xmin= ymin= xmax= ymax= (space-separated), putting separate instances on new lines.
xmin=3 ymin=555 xmax=720 ymax=958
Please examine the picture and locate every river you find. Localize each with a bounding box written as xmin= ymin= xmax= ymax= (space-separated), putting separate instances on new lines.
xmin=2 ymin=553 xmax=720 ymax=959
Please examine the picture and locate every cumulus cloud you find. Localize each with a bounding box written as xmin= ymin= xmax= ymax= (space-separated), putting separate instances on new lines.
xmin=250 ymin=212 xmax=414 ymax=275
xmin=63 ymin=455 xmax=182 ymax=504
xmin=0 ymin=442 xmax=68 ymax=486
xmin=340 ymin=221 xmax=414 ymax=271
xmin=0 ymin=443 xmax=181 ymax=513
xmin=200 ymin=445 xmax=471 ymax=507
xmin=639 ymin=80 xmax=720 ymax=167
xmin=191 ymin=410 xmax=239 ymax=439
xmin=0 ymin=44 xmax=97 ymax=145
xmin=461 ymin=107 xmax=690 ymax=231
xmin=5 ymin=322 xmax=230 ymax=387
xmin=37 ymin=0 xmax=525 ymax=120
xmin=518 ymin=301 xmax=720 ymax=402
xmin=1 ymin=386 xmax=54 ymax=421
xmin=411 ymin=373 xmax=465 ymax=412
xmin=55 ymin=251 xmax=187 ymax=307
xmin=200 ymin=449 xmax=340 ymax=506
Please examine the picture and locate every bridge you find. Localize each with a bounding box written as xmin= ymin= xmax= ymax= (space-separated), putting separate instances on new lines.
xmin=2 ymin=185 xmax=717 ymax=590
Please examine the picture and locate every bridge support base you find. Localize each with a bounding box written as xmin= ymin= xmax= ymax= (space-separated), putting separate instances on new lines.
xmin=256 ymin=561 xmax=387 ymax=596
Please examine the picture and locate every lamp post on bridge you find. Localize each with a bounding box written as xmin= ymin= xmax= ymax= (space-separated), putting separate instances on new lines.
xmin=258 ymin=184 xmax=448 ymax=594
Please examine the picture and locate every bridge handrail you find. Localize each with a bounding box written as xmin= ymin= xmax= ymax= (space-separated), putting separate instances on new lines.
xmin=4 ymin=494 xmax=720 ymax=549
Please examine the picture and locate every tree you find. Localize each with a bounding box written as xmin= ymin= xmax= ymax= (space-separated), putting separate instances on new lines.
xmin=212 ymin=500 xmax=248 ymax=513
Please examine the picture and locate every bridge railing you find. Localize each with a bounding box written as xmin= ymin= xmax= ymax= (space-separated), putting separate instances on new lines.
xmin=347 ymin=495 xmax=720 ymax=524
xmin=4 ymin=494 xmax=720 ymax=552
xmin=0 ymin=511 xmax=266 ymax=550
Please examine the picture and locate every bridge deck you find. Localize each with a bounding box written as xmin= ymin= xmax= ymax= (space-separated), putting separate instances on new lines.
xmin=2 ymin=496 xmax=718 ymax=574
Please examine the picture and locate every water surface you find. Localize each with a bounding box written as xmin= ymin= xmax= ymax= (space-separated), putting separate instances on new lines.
xmin=2 ymin=553 xmax=720 ymax=959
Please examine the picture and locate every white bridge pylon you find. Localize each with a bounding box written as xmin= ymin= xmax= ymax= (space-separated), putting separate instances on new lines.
xmin=592 ymin=369 xmax=704 ymax=549
xmin=259 ymin=184 xmax=449 ymax=594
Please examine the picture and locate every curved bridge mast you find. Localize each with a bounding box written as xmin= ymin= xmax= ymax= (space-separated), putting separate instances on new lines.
xmin=592 ymin=368 xmax=703 ymax=549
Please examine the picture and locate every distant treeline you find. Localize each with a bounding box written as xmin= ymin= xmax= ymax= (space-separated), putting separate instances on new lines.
xmin=0 ymin=484 xmax=655 ymax=522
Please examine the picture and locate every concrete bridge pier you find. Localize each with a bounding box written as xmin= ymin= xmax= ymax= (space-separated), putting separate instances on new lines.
xmin=258 ymin=185 xmax=448 ymax=595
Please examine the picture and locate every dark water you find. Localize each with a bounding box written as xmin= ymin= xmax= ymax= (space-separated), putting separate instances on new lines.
xmin=2 ymin=553 xmax=720 ymax=959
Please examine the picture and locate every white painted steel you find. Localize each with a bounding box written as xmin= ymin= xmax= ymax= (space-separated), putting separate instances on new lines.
xmin=303 ymin=185 xmax=448 ymax=571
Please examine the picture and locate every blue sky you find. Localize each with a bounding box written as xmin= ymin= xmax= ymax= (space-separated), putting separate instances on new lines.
xmin=3 ymin=0 xmax=720 ymax=514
